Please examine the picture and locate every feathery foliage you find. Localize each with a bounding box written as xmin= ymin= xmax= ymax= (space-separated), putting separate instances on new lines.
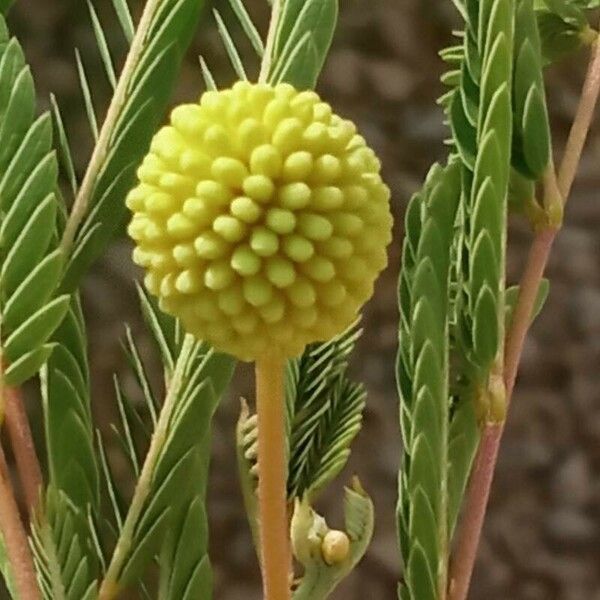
xmin=31 ymin=488 xmax=98 ymax=600
xmin=270 ymin=0 xmax=338 ymax=87
xmin=0 ymin=0 xmax=394 ymax=598
xmin=513 ymin=0 xmax=552 ymax=182
xmin=397 ymin=1 xmax=558 ymax=597
xmin=36 ymin=294 xmax=100 ymax=599
xmin=29 ymin=3 xmax=216 ymax=595
xmin=42 ymin=295 xmax=98 ymax=513
xmin=0 ymin=15 xmax=65 ymax=386
xmin=448 ymin=0 xmax=514 ymax=381
xmin=97 ymin=293 xmax=235 ymax=596
xmin=61 ymin=0 xmax=208 ymax=289
xmin=236 ymin=322 xmax=367 ymax=563
xmin=397 ymin=161 xmax=463 ymax=600
xmin=286 ymin=323 xmax=366 ymax=500
xmin=237 ymin=322 xmax=366 ymax=505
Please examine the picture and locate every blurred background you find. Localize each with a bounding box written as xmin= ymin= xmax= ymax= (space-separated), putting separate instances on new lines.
xmin=7 ymin=0 xmax=600 ymax=598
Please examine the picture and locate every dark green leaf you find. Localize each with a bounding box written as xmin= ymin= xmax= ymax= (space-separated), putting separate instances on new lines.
xmin=447 ymin=399 xmax=479 ymax=536
xmin=4 ymin=295 xmax=70 ymax=363
xmin=271 ymin=0 xmax=338 ymax=88
xmin=4 ymin=343 xmax=56 ymax=386
xmin=505 ymin=278 xmax=550 ymax=328
xmin=2 ymin=250 xmax=64 ymax=332
xmin=1 ymin=193 xmax=57 ymax=294
xmin=521 ymin=85 xmax=551 ymax=176
xmin=64 ymin=0 xmax=207 ymax=289
xmin=472 ymin=285 xmax=499 ymax=366
xmin=407 ymin=542 xmax=436 ymax=600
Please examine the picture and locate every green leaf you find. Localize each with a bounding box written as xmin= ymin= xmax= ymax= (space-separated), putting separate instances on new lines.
xmin=137 ymin=285 xmax=179 ymax=372
xmin=87 ymin=0 xmax=117 ymax=88
xmin=0 ymin=39 xmax=25 ymax=117
xmin=75 ymin=49 xmax=99 ymax=140
xmin=471 ymin=176 xmax=502 ymax=243
xmin=291 ymin=481 xmax=374 ymax=600
xmin=0 ymin=153 xmax=58 ymax=249
xmin=159 ymin=498 xmax=212 ymax=600
xmin=408 ymin=434 xmax=440 ymax=510
xmin=111 ymin=0 xmax=135 ymax=43
xmin=100 ymin=319 xmax=234 ymax=592
xmin=411 ymin=298 xmax=443 ymax=365
xmin=408 ymin=486 xmax=438 ymax=575
xmin=535 ymin=0 xmax=592 ymax=63
xmin=513 ymin=0 xmax=551 ymax=179
xmin=4 ymin=295 xmax=70 ymax=363
xmin=0 ymin=67 xmax=35 ymax=168
xmin=521 ymin=85 xmax=551 ymax=176
xmin=41 ymin=290 xmax=100 ymax=590
xmin=44 ymin=372 xmax=97 ymax=507
xmin=50 ymin=95 xmax=78 ymax=195
xmin=2 ymin=250 xmax=64 ymax=332
xmin=450 ymin=91 xmax=477 ymax=168
xmin=470 ymin=230 xmax=499 ymax=300
xmin=286 ymin=321 xmax=365 ymax=500
xmin=396 ymin=161 xmax=463 ymax=598
xmin=227 ymin=0 xmax=264 ymax=57
xmin=472 ymin=285 xmax=499 ymax=366
xmin=199 ymin=56 xmax=217 ymax=90
xmin=213 ymin=9 xmax=247 ymax=80
xmin=63 ymin=0 xmax=208 ymax=290
xmin=1 ymin=193 xmax=57 ymax=294
xmin=406 ymin=542 xmax=436 ymax=600
xmin=0 ymin=112 xmax=52 ymax=207
xmin=505 ymin=278 xmax=550 ymax=328
xmin=0 ymin=0 xmax=14 ymax=14
xmin=271 ymin=0 xmax=338 ymax=88
xmin=447 ymin=398 xmax=479 ymax=536
xmin=31 ymin=488 xmax=99 ymax=600
xmin=119 ymin=507 xmax=172 ymax=587
xmin=4 ymin=343 xmax=56 ymax=386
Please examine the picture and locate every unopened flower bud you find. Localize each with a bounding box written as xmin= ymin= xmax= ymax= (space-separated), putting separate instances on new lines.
xmin=321 ymin=530 xmax=350 ymax=565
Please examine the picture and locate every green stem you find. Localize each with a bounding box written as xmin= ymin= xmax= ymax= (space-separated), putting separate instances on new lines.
xmin=60 ymin=0 xmax=162 ymax=254
xmin=98 ymin=335 xmax=195 ymax=600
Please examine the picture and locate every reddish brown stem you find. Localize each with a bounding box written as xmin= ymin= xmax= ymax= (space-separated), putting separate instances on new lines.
xmin=558 ymin=36 xmax=600 ymax=200
xmin=449 ymin=35 xmax=600 ymax=600
xmin=0 ymin=446 xmax=41 ymax=600
xmin=448 ymin=425 xmax=502 ymax=600
xmin=503 ymin=227 xmax=558 ymax=400
xmin=4 ymin=387 xmax=43 ymax=517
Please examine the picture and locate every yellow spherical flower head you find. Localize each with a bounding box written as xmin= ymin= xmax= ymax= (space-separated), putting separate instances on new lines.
xmin=127 ymin=82 xmax=392 ymax=360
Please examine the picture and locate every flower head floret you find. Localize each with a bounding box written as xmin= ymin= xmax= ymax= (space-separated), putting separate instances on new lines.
xmin=127 ymin=82 xmax=392 ymax=360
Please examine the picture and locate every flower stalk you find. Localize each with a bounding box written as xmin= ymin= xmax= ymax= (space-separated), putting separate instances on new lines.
xmin=256 ymin=355 xmax=290 ymax=600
